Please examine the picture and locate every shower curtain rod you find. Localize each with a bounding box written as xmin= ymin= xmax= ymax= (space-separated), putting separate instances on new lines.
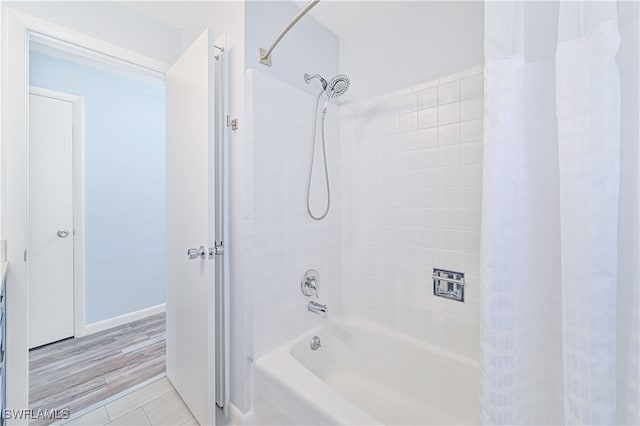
xmin=259 ymin=0 xmax=320 ymax=66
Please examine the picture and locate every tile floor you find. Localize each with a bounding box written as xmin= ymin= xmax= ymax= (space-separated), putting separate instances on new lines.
xmin=62 ymin=377 xmax=197 ymax=426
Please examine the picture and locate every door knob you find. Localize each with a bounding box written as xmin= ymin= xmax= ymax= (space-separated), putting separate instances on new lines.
xmin=57 ymin=229 xmax=70 ymax=238
xmin=187 ymin=246 xmax=207 ymax=260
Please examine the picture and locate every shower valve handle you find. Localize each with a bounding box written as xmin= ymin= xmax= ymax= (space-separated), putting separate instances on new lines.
xmin=301 ymin=269 xmax=320 ymax=298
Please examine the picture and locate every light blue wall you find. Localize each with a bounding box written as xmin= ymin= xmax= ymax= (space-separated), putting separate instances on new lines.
xmin=30 ymin=52 xmax=166 ymax=324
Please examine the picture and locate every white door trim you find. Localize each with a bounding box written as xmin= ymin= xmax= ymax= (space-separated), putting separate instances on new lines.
xmin=29 ymin=86 xmax=86 ymax=339
xmin=2 ymin=8 xmax=170 ymax=417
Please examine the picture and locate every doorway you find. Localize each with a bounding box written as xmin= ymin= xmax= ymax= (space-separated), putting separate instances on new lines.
xmin=26 ymin=40 xmax=169 ymax=424
xmin=3 ymin=9 xmax=223 ymax=426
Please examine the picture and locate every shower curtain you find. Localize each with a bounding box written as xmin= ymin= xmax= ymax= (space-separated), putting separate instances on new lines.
xmin=480 ymin=2 xmax=638 ymax=424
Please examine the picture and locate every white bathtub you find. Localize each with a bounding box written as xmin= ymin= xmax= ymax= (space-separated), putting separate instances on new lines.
xmin=251 ymin=317 xmax=479 ymax=425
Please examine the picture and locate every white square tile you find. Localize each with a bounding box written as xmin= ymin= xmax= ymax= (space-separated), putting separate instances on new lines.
xmin=462 ymin=187 xmax=482 ymax=209
xmin=418 ymin=128 xmax=438 ymax=149
xmin=420 ymin=168 xmax=438 ymax=188
xmin=461 ymin=74 xmax=484 ymax=99
xmin=419 ymin=208 xmax=439 ymax=224
xmin=438 ymin=166 xmax=461 ymax=187
xmin=438 ymin=208 xmax=461 ymax=229
xmin=395 ymin=150 xmax=418 ymax=169
xmin=420 ymin=189 xmax=439 ymax=208
xmin=415 ymin=227 xmax=439 ymax=248
xmin=439 ymin=188 xmax=462 ymax=208
xmin=437 ymin=249 xmax=464 ymax=272
xmin=418 ymin=107 xmax=438 ymax=129
xmin=398 ymin=131 xmax=418 ymax=151
xmin=462 ymin=142 xmax=483 ymax=164
xmin=462 ymin=164 xmax=482 ymax=186
xmin=418 ymin=86 xmax=438 ymax=110
xmin=461 ymin=119 xmax=483 ymax=143
xmin=438 ymin=80 xmax=460 ymax=104
xmin=398 ymin=169 xmax=420 ymax=188
xmin=460 ymin=230 xmax=481 ymax=253
xmin=461 ymin=97 xmax=484 ymax=121
xmin=398 ymin=93 xmax=418 ymax=113
xmin=418 ymin=148 xmax=438 ymax=168
xmin=438 ymin=145 xmax=460 ymax=166
xmin=438 ymin=103 xmax=460 ymax=125
xmin=383 ymin=112 xmax=399 ymax=135
xmin=461 ymin=209 xmax=481 ymax=231
xmin=439 ymin=229 xmax=464 ymax=251
xmin=399 ymin=112 xmax=418 ymax=132
xmin=438 ymin=123 xmax=460 ymax=146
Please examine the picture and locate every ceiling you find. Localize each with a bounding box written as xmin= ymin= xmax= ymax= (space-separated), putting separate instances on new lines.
xmin=291 ymin=1 xmax=405 ymax=36
xmin=122 ymin=1 xmax=406 ymax=38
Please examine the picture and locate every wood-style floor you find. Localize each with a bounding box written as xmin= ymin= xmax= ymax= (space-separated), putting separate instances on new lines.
xmin=30 ymin=313 xmax=167 ymax=426
xmin=63 ymin=377 xmax=197 ymax=426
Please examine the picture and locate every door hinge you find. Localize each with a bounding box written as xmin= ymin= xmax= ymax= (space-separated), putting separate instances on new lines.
xmin=226 ymin=115 xmax=238 ymax=131
xmin=213 ymin=44 xmax=224 ymax=61
xmin=209 ymin=241 xmax=224 ymax=258
xmin=24 ymin=249 xmax=27 ymax=262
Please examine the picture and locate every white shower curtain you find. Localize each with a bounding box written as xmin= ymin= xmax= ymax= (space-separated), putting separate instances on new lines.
xmin=480 ymin=2 xmax=639 ymax=424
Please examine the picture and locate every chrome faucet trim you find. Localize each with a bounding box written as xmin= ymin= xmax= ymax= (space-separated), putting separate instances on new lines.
xmin=307 ymin=300 xmax=328 ymax=318
xmin=301 ymin=269 xmax=320 ymax=298
xmin=310 ymin=336 xmax=322 ymax=350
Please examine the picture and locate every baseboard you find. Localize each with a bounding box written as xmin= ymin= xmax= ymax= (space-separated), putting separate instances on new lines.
xmin=83 ymin=303 xmax=166 ymax=335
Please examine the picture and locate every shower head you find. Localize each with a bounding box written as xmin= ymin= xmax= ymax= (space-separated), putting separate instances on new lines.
xmin=325 ymin=74 xmax=350 ymax=99
xmin=304 ymin=73 xmax=328 ymax=90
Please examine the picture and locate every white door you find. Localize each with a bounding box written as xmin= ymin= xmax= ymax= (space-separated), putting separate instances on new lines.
xmin=166 ymin=29 xmax=216 ymax=426
xmin=28 ymin=92 xmax=75 ymax=349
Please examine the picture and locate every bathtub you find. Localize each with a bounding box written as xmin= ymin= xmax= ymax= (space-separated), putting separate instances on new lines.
xmin=251 ymin=317 xmax=479 ymax=425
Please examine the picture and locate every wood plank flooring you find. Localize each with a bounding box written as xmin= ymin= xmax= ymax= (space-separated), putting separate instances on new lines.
xmin=30 ymin=313 xmax=167 ymax=425
xmin=62 ymin=377 xmax=197 ymax=426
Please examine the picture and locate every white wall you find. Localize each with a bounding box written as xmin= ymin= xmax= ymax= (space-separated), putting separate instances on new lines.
xmin=30 ymin=51 xmax=166 ymax=324
xmin=247 ymin=69 xmax=341 ymax=359
xmin=340 ymin=66 xmax=484 ymax=360
xmin=339 ymin=1 xmax=484 ymax=101
xmin=4 ymin=1 xmax=183 ymax=64
xmin=244 ymin=0 xmax=339 ymax=95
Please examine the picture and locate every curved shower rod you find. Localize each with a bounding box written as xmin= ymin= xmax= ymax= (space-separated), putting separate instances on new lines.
xmin=259 ymin=0 xmax=320 ymax=66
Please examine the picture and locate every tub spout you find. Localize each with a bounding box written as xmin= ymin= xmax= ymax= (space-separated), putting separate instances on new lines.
xmin=307 ymin=300 xmax=328 ymax=318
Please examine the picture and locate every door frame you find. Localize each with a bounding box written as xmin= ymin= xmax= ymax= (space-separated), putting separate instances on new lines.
xmin=2 ymin=8 xmax=170 ymax=417
xmin=28 ymin=85 xmax=85 ymax=340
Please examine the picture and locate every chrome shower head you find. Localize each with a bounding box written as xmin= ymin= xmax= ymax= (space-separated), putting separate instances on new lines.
xmin=304 ymin=73 xmax=328 ymax=90
xmin=326 ymin=74 xmax=350 ymax=99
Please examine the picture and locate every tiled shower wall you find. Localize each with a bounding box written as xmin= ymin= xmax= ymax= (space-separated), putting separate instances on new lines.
xmin=248 ymin=70 xmax=341 ymax=359
xmin=340 ymin=66 xmax=484 ymax=360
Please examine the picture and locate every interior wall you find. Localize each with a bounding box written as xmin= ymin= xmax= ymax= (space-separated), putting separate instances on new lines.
xmin=340 ymin=66 xmax=483 ymax=360
xmin=339 ymin=1 xmax=484 ymax=102
xmin=30 ymin=51 xmax=167 ymax=324
xmin=247 ymin=69 xmax=341 ymax=359
xmin=336 ymin=1 xmax=485 ymax=360
xmin=244 ymin=0 xmax=339 ymax=95
xmin=3 ymin=1 xmax=253 ymax=411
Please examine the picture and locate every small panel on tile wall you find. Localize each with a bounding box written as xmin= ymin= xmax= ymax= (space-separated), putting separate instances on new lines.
xmin=340 ymin=65 xmax=483 ymax=361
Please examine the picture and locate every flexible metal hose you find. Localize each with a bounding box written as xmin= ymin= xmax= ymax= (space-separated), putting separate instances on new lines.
xmin=306 ymin=92 xmax=331 ymax=221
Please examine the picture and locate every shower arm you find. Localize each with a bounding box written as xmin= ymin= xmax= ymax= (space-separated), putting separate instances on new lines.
xmin=259 ymin=0 xmax=320 ymax=66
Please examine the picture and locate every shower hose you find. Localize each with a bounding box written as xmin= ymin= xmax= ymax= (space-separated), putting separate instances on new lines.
xmin=306 ymin=92 xmax=331 ymax=221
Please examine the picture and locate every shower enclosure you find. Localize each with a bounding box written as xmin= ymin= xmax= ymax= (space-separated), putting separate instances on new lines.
xmin=243 ymin=1 xmax=638 ymax=424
